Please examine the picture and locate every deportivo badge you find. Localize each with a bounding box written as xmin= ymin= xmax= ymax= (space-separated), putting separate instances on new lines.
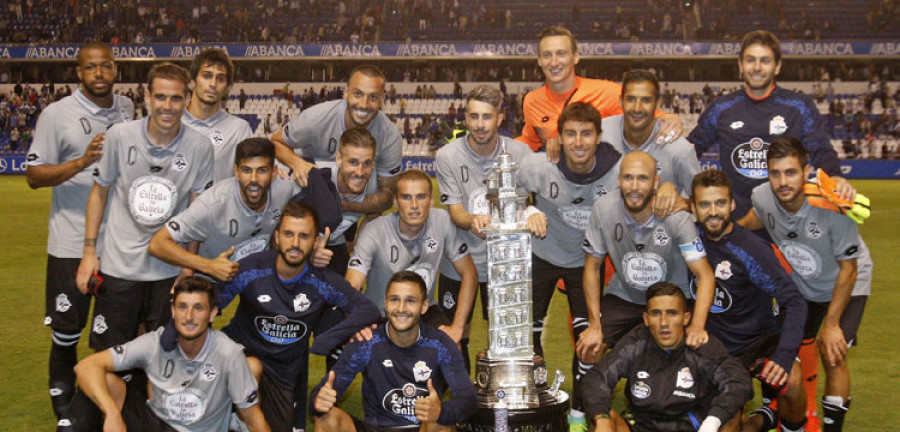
xmin=172 ymin=153 xmax=188 ymax=172
xmin=769 ymin=115 xmax=788 ymax=135
xmin=413 ymin=360 xmax=432 ymax=382
xmin=293 ymin=293 xmax=311 ymax=312
xmin=807 ymin=221 xmax=823 ymax=239
xmin=714 ymin=260 xmax=733 ymax=280
xmin=677 ymin=367 xmax=694 ymax=388
xmin=653 ymin=226 xmax=669 ymax=246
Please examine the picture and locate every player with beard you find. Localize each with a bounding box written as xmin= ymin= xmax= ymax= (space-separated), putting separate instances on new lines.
xmin=26 ymin=41 xmax=134 ymax=419
xmin=217 ymin=201 xmax=379 ymax=431
xmin=182 ymin=48 xmax=253 ymax=181
xmin=272 ymin=65 xmax=402 ymax=216
xmin=691 ymin=169 xmax=808 ymax=432
xmin=740 ymin=138 xmax=865 ymax=432
xmin=578 ymin=151 xmax=716 ymax=365
xmin=147 ymin=138 xmax=342 ymax=280
xmin=311 ymin=271 xmax=477 ymax=432
xmin=518 ymin=26 xmax=682 ymax=159
xmin=61 ymin=277 xmax=270 ymax=432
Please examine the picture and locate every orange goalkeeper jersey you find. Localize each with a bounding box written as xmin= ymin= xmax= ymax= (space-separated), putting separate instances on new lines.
xmin=517 ymin=76 xmax=624 ymax=151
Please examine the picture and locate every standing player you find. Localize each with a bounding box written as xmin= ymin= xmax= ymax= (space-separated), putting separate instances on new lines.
xmin=217 ymin=201 xmax=380 ymax=431
xmin=310 ymin=271 xmax=478 ymax=432
xmin=602 ymin=70 xmax=700 ymax=196
xmin=63 ymin=277 xmax=271 ymax=432
xmin=25 ymin=41 xmax=134 ymax=419
xmin=75 ymin=63 xmax=213 ymax=353
xmin=578 ymin=151 xmax=716 ymax=363
xmin=434 ymin=84 xmax=536 ymax=360
xmin=346 ymin=170 xmax=478 ymax=347
xmin=741 ymin=138 xmax=864 ymax=432
xmin=519 ymin=26 xmax=681 ymax=157
xmin=272 ymin=65 xmax=402 ymax=215
xmin=582 ymin=282 xmax=752 ymax=432
xmin=181 ymin=48 xmax=253 ymax=181
xmin=147 ymin=138 xmax=341 ymax=280
xmin=691 ymin=169 xmax=809 ymax=432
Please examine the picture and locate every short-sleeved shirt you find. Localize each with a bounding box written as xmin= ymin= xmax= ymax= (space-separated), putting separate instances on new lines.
xmin=750 ymin=184 xmax=862 ymax=303
xmin=27 ymin=89 xmax=134 ymax=258
xmin=94 ymin=118 xmax=214 ymax=280
xmin=601 ymin=114 xmax=700 ymax=196
xmin=181 ymin=108 xmax=253 ymax=181
xmin=435 ymin=135 xmax=533 ymax=282
xmin=349 ymin=209 xmax=469 ymax=313
xmin=517 ymin=152 xmax=621 ymax=268
xmin=518 ymin=77 xmax=624 ymax=151
xmin=317 ymin=160 xmax=378 ymax=246
xmin=281 ymin=99 xmax=402 ymax=178
xmin=166 ymin=177 xmax=303 ymax=262
xmin=584 ymin=194 xmax=706 ymax=304
xmin=111 ymin=327 xmax=259 ymax=432
xmin=687 ymin=86 xmax=842 ymax=220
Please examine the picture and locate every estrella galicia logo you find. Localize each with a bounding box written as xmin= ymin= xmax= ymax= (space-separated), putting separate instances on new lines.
xmin=255 ymin=315 xmax=307 ymax=345
xmin=730 ymin=137 xmax=769 ymax=179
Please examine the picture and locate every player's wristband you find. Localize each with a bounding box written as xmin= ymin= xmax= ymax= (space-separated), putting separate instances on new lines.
xmin=697 ymin=416 xmax=722 ymax=432
xmin=84 ymin=238 xmax=97 ymax=247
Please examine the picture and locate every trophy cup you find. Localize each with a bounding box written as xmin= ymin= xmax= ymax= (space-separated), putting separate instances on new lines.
xmin=457 ymin=141 xmax=569 ymax=431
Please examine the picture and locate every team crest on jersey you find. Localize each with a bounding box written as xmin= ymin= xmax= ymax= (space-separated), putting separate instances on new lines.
xmin=443 ymin=291 xmax=456 ymax=310
xmin=637 ymin=371 xmax=650 ymax=379
xmin=55 ymin=294 xmax=72 ymax=313
xmin=93 ymin=314 xmax=108 ymax=334
xmin=172 ymin=153 xmax=188 ymax=172
xmin=676 ymin=367 xmax=694 ymax=389
xmin=632 ymin=381 xmax=651 ymax=399
xmin=806 ymin=221 xmax=823 ymax=239
xmin=199 ymin=364 xmax=218 ymax=382
xmin=207 ymin=129 xmax=225 ymax=146
xmin=119 ymin=107 xmax=131 ymax=121
xmin=714 ymin=260 xmax=733 ymax=280
xmin=424 ymin=236 xmax=438 ymax=253
xmin=413 ymin=360 xmax=432 ymax=382
xmin=769 ymin=115 xmax=788 ymax=135
xmin=653 ymin=226 xmax=669 ymax=246
xmin=293 ymin=293 xmax=311 ymax=312
xmin=594 ymin=184 xmax=608 ymax=198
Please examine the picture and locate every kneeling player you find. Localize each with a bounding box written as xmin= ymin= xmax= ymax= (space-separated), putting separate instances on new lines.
xmin=691 ymin=169 xmax=809 ymax=432
xmin=582 ymin=282 xmax=752 ymax=432
xmin=311 ymin=271 xmax=477 ymax=431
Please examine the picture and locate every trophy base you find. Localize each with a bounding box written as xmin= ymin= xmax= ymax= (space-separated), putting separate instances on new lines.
xmin=474 ymin=351 xmax=563 ymax=409
xmin=456 ymin=391 xmax=569 ymax=432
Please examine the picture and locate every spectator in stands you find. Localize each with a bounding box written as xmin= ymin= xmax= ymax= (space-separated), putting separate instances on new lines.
xmin=9 ymin=126 xmax=19 ymax=150
xmin=239 ymin=88 xmax=247 ymax=110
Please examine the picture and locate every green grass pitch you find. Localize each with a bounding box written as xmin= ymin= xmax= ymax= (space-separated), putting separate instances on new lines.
xmin=0 ymin=175 xmax=897 ymax=430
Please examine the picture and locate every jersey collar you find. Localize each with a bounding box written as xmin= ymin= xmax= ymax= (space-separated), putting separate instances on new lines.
xmin=73 ymin=88 xmax=118 ymax=116
xmin=743 ymin=84 xmax=777 ymax=101
xmin=182 ymin=107 xmax=227 ymax=127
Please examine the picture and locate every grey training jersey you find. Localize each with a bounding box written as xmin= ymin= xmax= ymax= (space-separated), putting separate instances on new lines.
xmin=27 ymin=89 xmax=134 ymax=258
xmin=94 ymin=118 xmax=213 ymax=280
xmin=112 ymin=327 xmax=259 ymax=432
xmin=348 ymin=209 xmax=469 ymax=314
xmin=601 ymin=115 xmax=700 ymax=196
xmin=750 ymin=184 xmax=864 ymax=302
xmin=518 ymin=152 xmax=620 ymax=268
xmin=583 ymin=194 xmax=707 ymax=304
xmin=435 ymin=135 xmax=533 ymax=282
xmin=282 ymin=99 xmax=402 ymax=178
xmin=317 ymin=159 xmax=378 ymax=246
xmin=181 ymin=108 xmax=253 ymax=181
xmin=166 ymin=177 xmax=302 ymax=262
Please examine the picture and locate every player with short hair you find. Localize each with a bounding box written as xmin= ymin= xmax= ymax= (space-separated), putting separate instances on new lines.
xmin=346 ymin=169 xmax=478 ymax=346
xmin=147 ymin=137 xmax=342 ymax=280
xmin=603 ymin=69 xmax=700 ymax=196
xmin=75 ymin=62 xmax=213 ymax=352
xmin=582 ymin=282 xmax=752 ymax=432
xmin=740 ymin=137 xmax=867 ymax=432
xmin=519 ymin=25 xmax=681 ymax=158
xmin=311 ymin=270 xmax=478 ymax=432
xmin=272 ymin=64 xmax=401 ymax=215
xmin=182 ymin=48 xmax=253 ymax=181
xmin=25 ymin=41 xmax=134 ymax=419
xmin=63 ymin=276 xmax=270 ymax=432
xmin=578 ymin=151 xmax=716 ymax=363
xmin=690 ymin=169 xmax=809 ymax=432
xmin=217 ymin=200 xmax=380 ymax=431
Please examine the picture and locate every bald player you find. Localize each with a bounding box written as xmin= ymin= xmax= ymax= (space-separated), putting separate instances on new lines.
xmin=181 ymin=48 xmax=253 ymax=181
xmin=579 ymin=151 xmax=716 ymax=365
xmin=25 ymin=41 xmax=134 ymax=419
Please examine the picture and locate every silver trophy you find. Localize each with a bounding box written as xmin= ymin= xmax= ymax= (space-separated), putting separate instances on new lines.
xmin=472 ymin=141 xmax=567 ymax=412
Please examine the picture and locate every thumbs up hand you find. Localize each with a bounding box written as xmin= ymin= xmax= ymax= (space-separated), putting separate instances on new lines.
xmin=415 ymin=379 xmax=442 ymax=424
xmin=314 ymin=371 xmax=338 ymax=413
xmin=207 ymin=246 xmax=240 ymax=282
xmin=311 ymin=227 xmax=334 ymax=268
